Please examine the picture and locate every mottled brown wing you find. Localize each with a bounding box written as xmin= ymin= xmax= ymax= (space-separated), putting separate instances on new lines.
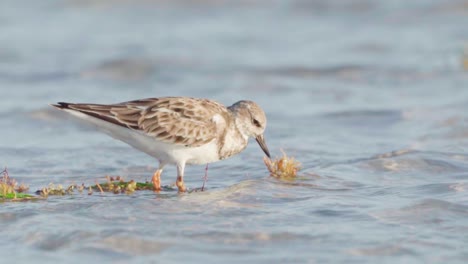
xmin=136 ymin=97 xmax=228 ymax=147
xmin=57 ymin=97 xmax=228 ymax=147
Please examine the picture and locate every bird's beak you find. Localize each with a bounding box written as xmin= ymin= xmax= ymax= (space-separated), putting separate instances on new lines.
xmin=255 ymin=134 xmax=271 ymax=158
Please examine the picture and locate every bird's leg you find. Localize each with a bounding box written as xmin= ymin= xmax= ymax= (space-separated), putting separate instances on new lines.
xmin=201 ymin=163 xmax=209 ymax=191
xmin=152 ymin=164 xmax=165 ymax=192
xmin=176 ymin=162 xmax=187 ymax=192
xmin=152 ymin=169 xmax=162 ymax=191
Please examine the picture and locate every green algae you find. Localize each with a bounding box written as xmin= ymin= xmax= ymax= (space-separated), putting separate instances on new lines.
xmin=0 ymin=168 xmax=35 ymax=201
xmin=2 ymin=168 xmax=180 ymax=202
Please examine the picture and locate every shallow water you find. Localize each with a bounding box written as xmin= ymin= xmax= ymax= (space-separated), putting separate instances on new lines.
xmin=1 ymin=0 xmax=468 ymax=263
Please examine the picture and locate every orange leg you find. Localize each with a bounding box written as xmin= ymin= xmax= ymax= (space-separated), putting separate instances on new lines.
xmin=176 ymin=176 xmax=187 ymax=192
xmin=152 ymin=169 xmax=162 ymax=191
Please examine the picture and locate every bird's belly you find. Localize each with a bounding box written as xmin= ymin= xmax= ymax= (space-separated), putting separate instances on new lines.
xmin=178 ymin=141 xmax=221 ymax=165
xmin=118 ymin=131 xmax=220 ymax=165
xmin=65 ymin=112 xmax=221 ymax=165
xmin=105 ymin=125 xmax=220 ymax=164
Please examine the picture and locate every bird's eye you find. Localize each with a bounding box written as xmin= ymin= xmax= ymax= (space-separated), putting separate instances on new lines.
xmin=252 ymin=119 xmax=261 ymax=127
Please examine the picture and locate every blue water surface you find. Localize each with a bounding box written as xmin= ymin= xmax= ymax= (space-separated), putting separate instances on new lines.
xmin=1 ymin=0 xmax=468 ymax=263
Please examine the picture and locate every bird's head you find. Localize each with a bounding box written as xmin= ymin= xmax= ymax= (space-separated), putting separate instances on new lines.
xmin=230 ymin=100 xmax=270 ymax=158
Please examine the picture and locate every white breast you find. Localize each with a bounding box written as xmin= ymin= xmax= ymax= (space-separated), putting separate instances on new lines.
xmin=63 ymin=108 xmax=221 ymax=165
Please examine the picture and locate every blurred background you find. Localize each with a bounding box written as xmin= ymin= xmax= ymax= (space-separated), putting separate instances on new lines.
xmin=1 ymin=0 xmax=468 ymax=263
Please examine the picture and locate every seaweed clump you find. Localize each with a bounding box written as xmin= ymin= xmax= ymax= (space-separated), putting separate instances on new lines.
xmin=37 ymin=183 xmax=76 ymax=197
xmin=36 ymin=176 xmax=156 ymax=196
xmin=93 ymin=176 xmax=155 ymax=194
xmin=0 ymin=168 xmax=34 ymax=201
xmin=264 ymin=151 xmax=301 ymax=179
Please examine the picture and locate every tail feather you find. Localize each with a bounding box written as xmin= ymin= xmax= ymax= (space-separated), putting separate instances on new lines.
xmin=50 ymin=101 xmax=133 ymax=129
xmin=50 ymin=102 xmax=73 ymax=109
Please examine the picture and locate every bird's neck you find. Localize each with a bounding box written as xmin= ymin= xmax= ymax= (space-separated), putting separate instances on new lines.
xmin=217 ymin=119 xmax=248 ymax=160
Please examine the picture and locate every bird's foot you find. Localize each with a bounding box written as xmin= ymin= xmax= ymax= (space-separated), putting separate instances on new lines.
xmin=190 ymin=187 xmax=206 ymax=192
xmin=176 ymin=176 xmax=187 ymax=192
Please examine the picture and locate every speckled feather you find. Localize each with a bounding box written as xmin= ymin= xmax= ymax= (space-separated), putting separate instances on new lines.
xmin=58 ymin=97 xmax=230 ymax=148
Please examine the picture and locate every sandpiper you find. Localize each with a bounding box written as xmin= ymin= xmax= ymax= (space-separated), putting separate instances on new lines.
xmin=51 ymin=97 xmax=270 ymax=192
